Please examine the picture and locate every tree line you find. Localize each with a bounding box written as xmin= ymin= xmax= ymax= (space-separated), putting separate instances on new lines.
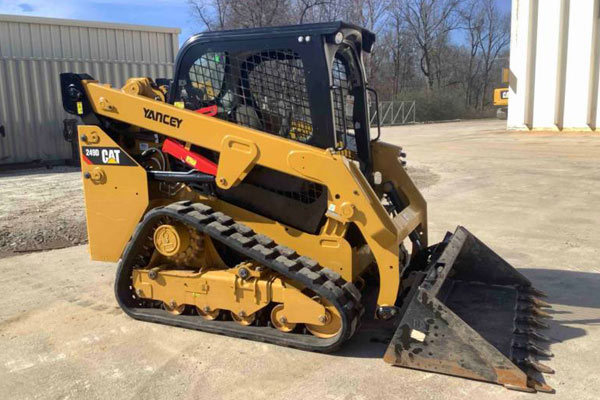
xmin=187 ymin=0 xmax=510 ymax=121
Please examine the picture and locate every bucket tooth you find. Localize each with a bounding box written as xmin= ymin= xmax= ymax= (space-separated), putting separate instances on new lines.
xmin=527 ymin=377 xmax=555 ymax=393
xmin=517 ymin=316 xmax=550 ymax=329
xmin=519 ymin=357 xmax=555 ymax=374
xmin=518 ymin=294 xmax=552 ymax=308
xmin=513 ymin=341 xmax=554 ymax=357
xmin=520 ymin=285 xmax=548 ymax=298
xmin=514 ymin=328 xmax=551 ymax=342
xmin=517 ymin=305 xmax=553 ymax=319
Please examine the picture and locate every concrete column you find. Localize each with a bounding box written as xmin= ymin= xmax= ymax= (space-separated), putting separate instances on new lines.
xmin=563 ymin=0 xmax=595 ymax=129
xmin=508 ymin=0 xmax=537 ymax=130
xmin=531 ymin=0 xmax=560 ymax=129
xmin=508 ymin=0 xmax=600 ymax=131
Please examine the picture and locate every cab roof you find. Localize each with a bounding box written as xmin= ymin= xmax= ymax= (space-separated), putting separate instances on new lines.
xmin=181 ymin=21 xmax=376 ymax=54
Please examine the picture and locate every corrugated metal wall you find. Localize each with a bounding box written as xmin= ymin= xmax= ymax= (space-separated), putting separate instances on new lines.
xmin=0 ymin=14 xmax=180 ymax=165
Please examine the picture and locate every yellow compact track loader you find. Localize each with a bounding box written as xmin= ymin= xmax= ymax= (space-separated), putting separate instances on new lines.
xmin=60 ymin=22 xmax=553 ymax=392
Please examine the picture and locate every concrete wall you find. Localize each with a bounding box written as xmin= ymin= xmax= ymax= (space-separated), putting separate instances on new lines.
xmin=0 ymin=14 xmax=180 ymax=165
xmin=508 ymin=0 xmax=600 ymax=131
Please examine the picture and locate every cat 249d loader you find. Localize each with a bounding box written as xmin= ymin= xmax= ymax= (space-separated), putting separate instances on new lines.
xmin=60 ymin=22 xmax=553 ymax=393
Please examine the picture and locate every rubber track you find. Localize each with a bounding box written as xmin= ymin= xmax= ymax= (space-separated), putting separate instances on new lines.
xmin=115 ymin=200 xmax=364 ymax=352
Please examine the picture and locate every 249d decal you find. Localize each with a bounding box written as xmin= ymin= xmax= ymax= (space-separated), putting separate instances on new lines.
xmin=82 ymin=146 xmax=136 ymax=166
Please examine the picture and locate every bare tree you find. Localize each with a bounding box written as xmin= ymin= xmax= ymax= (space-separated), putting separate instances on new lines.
xmin=295 ymin=0 xmax=348 ymax=23
xmin=395 ymin=0 xmax=459 ymax=89
xmin=352 ymin=0 xmax=390 ymax=84
xmin=384 ymin=3 xmax=416 ymax=98
xmin=189 ymin=0 xmax=293 ymax=30
xmin=459 ymin=0 xmax=484 ymax=107
xmin=296 ymin=0 xmax=335 ymax=23
xmin=477 ymin=0 xmax=510 ymax=109
xmin=187 ymin=0 xmax=230 ymax=31
xmin=228 ymin=0 xmax=292 ymax=28
xmin=342 ymin=0 xmax=389 ymax=30
xmin=375 ymin=24 xmax=417 ymax=99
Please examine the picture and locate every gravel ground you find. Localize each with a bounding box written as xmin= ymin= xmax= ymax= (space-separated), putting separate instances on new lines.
xmin=0 ymin=166 xmax=86 ymax=258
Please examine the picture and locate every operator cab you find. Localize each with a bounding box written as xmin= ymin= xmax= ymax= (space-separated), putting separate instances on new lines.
xmin=169 ymin=22 xmax=377 ymax=173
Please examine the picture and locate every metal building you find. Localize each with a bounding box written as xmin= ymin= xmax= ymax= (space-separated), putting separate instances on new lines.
xmin=508 ymin=0 xmax=600 ymax=131
xmin=0 ymin=14 xmax=180 ymax=165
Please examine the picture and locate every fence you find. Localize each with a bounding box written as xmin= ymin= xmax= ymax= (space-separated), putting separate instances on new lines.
xmin=369 ymin=101 xmax=416 ymax=126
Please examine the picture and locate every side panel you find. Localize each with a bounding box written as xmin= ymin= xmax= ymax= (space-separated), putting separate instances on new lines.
xmin=78 ymin=125 xmax=149 ymax=261
xmin=82 ymin=82 xmax=428 ymax=307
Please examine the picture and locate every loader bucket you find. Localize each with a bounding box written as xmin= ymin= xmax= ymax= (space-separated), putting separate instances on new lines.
xmin=384 ymin=226 xmax=554 ymax=393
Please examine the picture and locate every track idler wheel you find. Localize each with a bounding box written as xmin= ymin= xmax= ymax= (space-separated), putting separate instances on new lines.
xmin=270 ymin=304 xmax=297 ymax=333
xmin=305 ymin=299 xmax=342 ymax=339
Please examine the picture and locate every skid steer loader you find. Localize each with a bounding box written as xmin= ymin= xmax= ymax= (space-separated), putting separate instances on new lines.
xmin=60 ymin=22 xmax=553 ymax=392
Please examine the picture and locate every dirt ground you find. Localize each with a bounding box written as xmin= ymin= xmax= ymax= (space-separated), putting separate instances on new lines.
xmin=1 ymin=119 xmax=599 ymax=400
xmin=0 ymin=166 xmax=86 ymax=258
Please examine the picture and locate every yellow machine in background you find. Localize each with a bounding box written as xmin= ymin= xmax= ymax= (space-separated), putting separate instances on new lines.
xmin=60 ymin=22 xmax=553 ymax=392
xmin=494 ymin=68 xmax=510 ymax=119
xmin=494 ymin=87 xmax=509 ymax=107
xmin=494 ymin=87 xmax=509 ymax=119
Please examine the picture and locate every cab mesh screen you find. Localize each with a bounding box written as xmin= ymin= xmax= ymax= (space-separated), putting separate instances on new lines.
xmin=182 ymin=49 xmax=324 ymax=206
xmin=332 ymin=56 xmax=355 ymax=140
xmin=185 ymin=49 xmax=314 ymax=143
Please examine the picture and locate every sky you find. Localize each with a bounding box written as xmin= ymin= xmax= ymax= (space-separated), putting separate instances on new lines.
xmin=0 ymin=0 xmax=512 ymax=47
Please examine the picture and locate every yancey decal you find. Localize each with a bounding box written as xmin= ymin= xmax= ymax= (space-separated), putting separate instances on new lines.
xmin=81 ymin=146 xmax=136 ymax=166
xmin=143 ymin=107 xmax=183 ymax=128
